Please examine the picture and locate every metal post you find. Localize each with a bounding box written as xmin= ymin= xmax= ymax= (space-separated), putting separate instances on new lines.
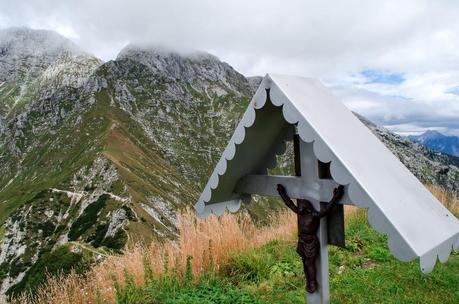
xmin=308 ymin=201 xmax=330 ymax=304
xmin=293 ymin=132 xmax=302 ymax=177
xmin=294 ymin=136 xmax=330 ymax=304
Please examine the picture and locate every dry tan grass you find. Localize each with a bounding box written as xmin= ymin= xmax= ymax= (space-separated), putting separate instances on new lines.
xmin=15 ymin=210 xmax=296 ymax=304
xmin=425 ymin=184 xmax=459 ymax=213
xmin=15 ymin=185 xmax=458 ymax=304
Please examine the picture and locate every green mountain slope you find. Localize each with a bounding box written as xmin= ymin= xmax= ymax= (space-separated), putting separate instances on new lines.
xmin=0 ymin=32 xmax=257 ymax=297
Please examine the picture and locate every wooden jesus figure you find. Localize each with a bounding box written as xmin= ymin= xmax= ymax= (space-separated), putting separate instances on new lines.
xmin=277 ymin=183 xmax=345 ymax=293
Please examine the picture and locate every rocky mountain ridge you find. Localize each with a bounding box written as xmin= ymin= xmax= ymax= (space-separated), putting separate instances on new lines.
xmin=357 ymin=115 xmax=459 ymax=195
xmin=0 ymin=27 xmax=85 ymax=81
xmin=409 ymin=130 xmax=459 ymax=157
xmin=0 ymin=27 xmax=458 ymax=299
xmin=0 ymin=27 xmax=102 ymax=119
xmin=117 ymin=45 xmax=251 ymax=95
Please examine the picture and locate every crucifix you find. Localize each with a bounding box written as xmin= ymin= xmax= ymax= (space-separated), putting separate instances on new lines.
xmin=235 ymin=128 xmax=347 ymax=304
xmin=196 ymin=74 xmax=459 ymax=304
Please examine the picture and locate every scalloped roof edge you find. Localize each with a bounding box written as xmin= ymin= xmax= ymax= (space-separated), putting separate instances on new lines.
xmin=195 ymin=73 xmax=459 ymax=273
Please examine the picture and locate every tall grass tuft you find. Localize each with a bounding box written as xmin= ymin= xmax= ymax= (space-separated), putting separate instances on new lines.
xmin=425 ymin=184 xmax=459 ymax=214
xmin=14 ymin=210 xmax=296 ymax=304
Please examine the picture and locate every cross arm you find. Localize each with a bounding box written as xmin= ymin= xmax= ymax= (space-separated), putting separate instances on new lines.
xmin=235 ymin=175 xmax=337 ymax=202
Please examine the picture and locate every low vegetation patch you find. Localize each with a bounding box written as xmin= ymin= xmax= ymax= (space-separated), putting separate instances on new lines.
xmin=8 ymin=245 xmax=90 ymax=298
xmin=68 ymin=194 xmax=109 ymax=242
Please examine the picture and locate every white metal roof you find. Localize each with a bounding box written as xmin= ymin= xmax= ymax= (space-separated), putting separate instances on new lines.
xmin=195 ymin=74 xmax=459 ymax=273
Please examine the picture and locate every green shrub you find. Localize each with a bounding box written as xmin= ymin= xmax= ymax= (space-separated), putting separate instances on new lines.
xmin=114 ymin=270 xmax=148 ymax=304
xmin=7 ymin=245 xmax=90 ymax=298
xmin=134 ymin=276 xmax=261 ymax=304
xmin=68 ymin=194 xmax=108 ymax=241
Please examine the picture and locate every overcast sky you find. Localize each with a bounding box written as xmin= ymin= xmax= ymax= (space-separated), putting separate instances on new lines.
xmin=1 ymin=0 xmax=459 ymax=136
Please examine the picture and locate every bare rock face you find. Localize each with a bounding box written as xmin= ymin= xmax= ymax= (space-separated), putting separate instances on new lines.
xmin=0 ymin=27 xmax=102 ymax=118
xmin=104 ymin=44 xmax=254 ymax=184
xmin=0 ymin=27 xmax=85 ymax=82
xmin=0 ymin=157 xmax=132 ymax=296
xmin=117 ymin=44 xmax=252 ymax=96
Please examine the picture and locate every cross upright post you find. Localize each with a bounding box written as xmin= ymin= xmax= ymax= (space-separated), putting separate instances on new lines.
xmin=294 ymin=133 xmax=330 ymax=304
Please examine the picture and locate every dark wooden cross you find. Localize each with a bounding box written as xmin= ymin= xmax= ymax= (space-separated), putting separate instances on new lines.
xmin=236 ymin=129 xmax=346 ymax=304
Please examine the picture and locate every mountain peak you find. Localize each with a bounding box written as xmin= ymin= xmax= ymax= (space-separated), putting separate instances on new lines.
xmin=409 ymin=130 xmax=459 ymax=157
xmin=0 ymin=27 xmax=92 ymax=83
xmin=0 ymin=26 xmax=84 ymax=57
xmin=0 ymin=27 xmax=102 ymax=116
xmin=115 ymin=44 xmax=223 ymax=76
xmin=421 ymin=130 xmax=445 ymax=139
xmin=115 ymin=43 xmax=250 ymax=95
xmin=117 ymin=43 xmax=217 ymax=62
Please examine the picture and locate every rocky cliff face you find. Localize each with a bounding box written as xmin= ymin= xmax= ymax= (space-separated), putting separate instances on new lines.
xmin=0 ymin=28 xmax=110 ymax=297
xmin=0 ymin=28 xmax=458 ymax=299
xmin=0 ymin=27 xmax=84 ymax=81
xmin=105 ymin=44 xmax=253 ymax=184
xmin=0 ymin=27 xmax=101 ymax=119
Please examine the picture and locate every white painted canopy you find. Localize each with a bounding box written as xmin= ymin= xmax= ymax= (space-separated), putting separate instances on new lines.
xmin=195 ymin=74 xmax=459 ymax=273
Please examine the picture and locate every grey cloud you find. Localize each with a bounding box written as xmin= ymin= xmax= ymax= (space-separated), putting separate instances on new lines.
xmin=1 ymin=0 xmax=459 ymax=135
xmin=334 ymin=86 xmax=459 ymax=136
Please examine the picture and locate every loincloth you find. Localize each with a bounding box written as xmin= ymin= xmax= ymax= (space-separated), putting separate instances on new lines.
xmin=297 ymin=234 xmax=319 ymax=260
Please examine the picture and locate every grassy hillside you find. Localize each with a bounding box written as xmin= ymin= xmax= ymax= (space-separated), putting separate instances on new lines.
xmin=114 ymin=235 xmax=459 ymax=304
xmin=16 ymin=186 xmax=459 ymax=304
xmin=112 ymin=211 xmax=459 ymax=304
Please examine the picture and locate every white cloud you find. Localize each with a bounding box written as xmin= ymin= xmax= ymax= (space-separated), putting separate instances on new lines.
xmin=334 ymin=85 xmax=459 ymax=136
xmin=1 ymin=0 xmax=459 ymax=135
xmin=384 ymin=124 xmax=449 ymax=137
